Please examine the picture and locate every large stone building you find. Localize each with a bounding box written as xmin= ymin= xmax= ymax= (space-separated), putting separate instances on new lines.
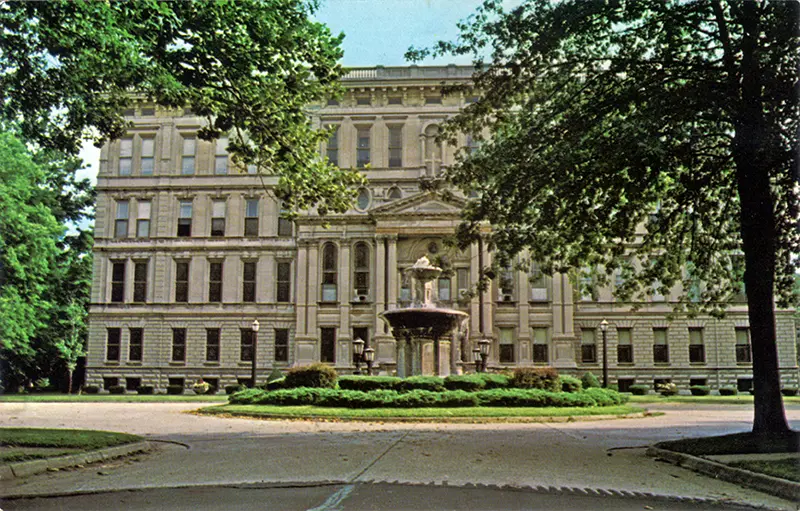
xmin=86 ymin=65 xmax=799 ymax=393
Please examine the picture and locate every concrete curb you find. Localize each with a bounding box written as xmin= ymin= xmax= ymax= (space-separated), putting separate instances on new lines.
xmin=646 ymin=446 xmax=800 ymax=503
xmin=0 ymin=441 xmax=153 ymax=481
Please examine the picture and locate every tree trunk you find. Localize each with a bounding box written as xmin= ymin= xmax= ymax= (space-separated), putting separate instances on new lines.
xmin=67 ymin=368 xmax=73 ymax=395
xmin=733 ymin=2 xmax=789 ymax=435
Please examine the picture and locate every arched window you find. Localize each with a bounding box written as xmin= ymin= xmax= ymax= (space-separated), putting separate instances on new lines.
xmin=353 ymin=242 xmax=370 ymax=300
xmin=356 ymin=188 xmax=371 ymax=211
xmin=321 ymin=243 xmax=338 ymax=302
xmin=388 ymin=187 xmax=402 ymax=200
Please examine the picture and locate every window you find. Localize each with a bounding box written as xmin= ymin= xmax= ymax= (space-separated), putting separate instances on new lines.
xmin=240 ymin=329 xmax=254 ymax=362
xmin=247 ymin=162 xmax=258 ymax=174
xmin=242 ymin=261 xmax=256 ymax=303
xmin=425 ymin=95 xmax=442 ymax=105
xmin=581 ymin=329 xmax=597 ymax=363
xmin=214 ymin=136 xmax=228 ymax=175
xmin=175 ymin=261 xmax=189 ymax=302
xmin=388 ymin=126 xmax=403 ymax=167
xmin=171 ymin=328 xmax=186 ymax=362
xmin=136 ymin=201 xmax=151 ymax=238
xmin=103 ymin=377 xmax=119 ymax=389
xmin=181 ymin=137 xmax=196 ymax=174
xmin=276 ymin=261 xmax=291 ymax=303
xmin=356 ymin=127 xmax=370 ymax=168
xmin=466 ymin=134 xmax=480 ymax=154
xmin=209 ymin=261 xmax=223 ymax=303
xmin=326 ymin=126 xmax=339 ymax=166
xmin=690 ymin=378 xmax=707 ymax=387
xmin=275 ymin=328 xmax=289 ymax=362
xmin=140 ymin=138 xmax=155 ymax=175
xmin=529 ymin=262 xmax=548 ymax=301
xmin=437 ymin=277 xmax=451 ymax=302
xmin=579 ymin=270 xmax=594 ymax=302
xmin=651 ymin=280 xmax=666 ymax=302
xmin=532 ymin=327 xmax=548 ymax=363
xmin=168 ymin=377 xmax=184 ymax=388
xmin=321 ymin=244 xmax=338 ymax=302
xmin=689 ymin=328 xmax=705 ymax=363
xmin=133 ymin=261 xmax=147 ymax=302
xmin=617 ymin=328 xmax=633 ymax=364
xmin=106 ymin=328 xmax=121 ymax=361
xmin=129 ymin=328 xmax=143 ymax=362
xmin=244 ymin=199 xmax=259 ymax=236
xmin=356 ymin=188 xmax=371 ymax=210
xmin=115 ymin=200 xmax=129 ymax=238
xmin=499 ymin=327 xmax=515 ymax=363
xmin=388 ymin=95 xmax=402 ymax=105
xmin=399 ymin=272 xmax=411 ymax=304
xmin=466 ymin=95 xmax=480 ymax=104
xmin=735 ymin=328 xmax=752 ymax=363
xmin=653 ymin=328 xmax=669 ymax=364
xmin=211 ymin=200 xmax=226 ymax=237
xmin=125 ymin=378 xmax=141 ymax=391
xmin=737 ymin=378 xmax=753 ymax=392
xmin=206 ymin=328 xmax=220 ymax=362
xmin=278 ymin=202 xmax=293 ymax=237
xmin=356 ymin=96 xmax=370 ymax=105
xmin=119 ymin=138 xmax=133 ymax=175
xmin=353 ymin=243 xmax=369 ymax=299
xmin=499 ymin=264 xmax=514 ymax=301
xmin=327 ymin=98 xmax=339 ymax=106
xmin=388 ymin=187 xmax=402 ymax=200
xmin=141 ymin=107 xmax=155 ymax=116
xmin=457 ymin=268 xmax=469 ymax=301
xmin=111 ymin=261 xmax=126 ymax=303
xmin=177 ymin=200 xmax=192 ymax=237
xmin=320 ymin=327 xmax=336 ymax=363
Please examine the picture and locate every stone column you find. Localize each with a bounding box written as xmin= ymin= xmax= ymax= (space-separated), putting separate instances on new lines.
xmin=374 ymin=235 xmax=387 ymax=334
xmin=386 ymin=235 xmax=398 ymax=310
xmin=517 ymin=267 xmax=531 ymax=364
xmin=307 ymin=243 xmax=319 ymax=334
xmin=339 ymin=241 xmax=351 ymax=338
xmin=295 ymin=241 xmax=309 ymax=335
xmin=552 ymin=272 xmax=577 ymax=368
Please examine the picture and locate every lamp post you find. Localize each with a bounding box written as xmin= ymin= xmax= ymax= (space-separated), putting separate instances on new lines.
xmin=352 ymin=338 xmax=365 ymax=374
xmin=472 ymin=347 xmax=482 ymax=373
xmin=363 ymin=347 xmax=375 ymax=376
xmin=478 ymin=338 xmax=491 ymax=373
xmin=250 ymin=319 xmax=260 ymax=388
xmin=600 ymin=319 xmax=609 ymax=388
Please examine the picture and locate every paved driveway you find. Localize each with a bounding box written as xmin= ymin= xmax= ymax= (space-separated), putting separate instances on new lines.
xmin=1 ymin=402 xmax=798 ymax=510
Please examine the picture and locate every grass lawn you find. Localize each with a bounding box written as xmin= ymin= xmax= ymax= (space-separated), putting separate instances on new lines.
xmin=656 ymin=431 xmax=800 ymax=456
xmin=628 ymin=394 xmax=800 ymax=405
xmin=0 ymin=427 xmax=142 ymax=464
xmin=198 ymin=404 xmax=645 ymax=421
xmin=0 ymin=393 xmax=228 ymax=403
xmin=728 ymin=458 xmax=800 ymax=483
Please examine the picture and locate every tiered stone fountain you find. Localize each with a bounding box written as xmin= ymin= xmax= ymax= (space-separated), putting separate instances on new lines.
xmin=380 ymin=256 xmax=469 ymax=377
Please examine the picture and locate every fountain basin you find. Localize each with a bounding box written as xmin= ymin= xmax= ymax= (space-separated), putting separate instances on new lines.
xmin=380 ymin=308 xmax=468 ymax=339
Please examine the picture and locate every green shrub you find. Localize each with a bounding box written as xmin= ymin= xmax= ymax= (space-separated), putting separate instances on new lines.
xmin=137 ymin=386 xmax=154 ymax=395
xmin=258 ymin=388 xmax=331 ymax=406
xmin=267 ymin=377 xmax=286 ymax=390
xmin=284 ymin=363 xmax=338 ymax=389
xmin=108 ymin=385 xmax=125 ymax=395
xmin=225 ymin=384 xmax=244 ymax=395
xmin=82 ymin=385 xmax=100 ymax=394
xmin=581 ymin=388 xmax=627 ymax=406
xmin=267 ymin=367 xmax=284 ymax=382
xmin=318 ymin=389 xmax=400 ymax=408
xmin=229 ymin=387 xmax=265 ymax=404
xmin=338 ymin=376 xmax=401 ymax=392
xmin=395 ymin=376 xmax=445 ymax=393
xmin=559 ymin=376 xmax=582 ymax=393
xmin=581 ymin=372 xmax=601 ymax=389
xmin=394 ymin=389 xmax=444 ymax=407
xmin=444 ymin=374 xmax=486 ymax=392
xmin=629 ymin=385 xmax=649 ymax=396
xmin=475 ymin=388 xmax=597 ymax=407
xmin=719 ymin=387 xmax=738 ymax=396
xmin=608 ymin=384 xmax=619 ymax=392
xmin=510 ymin=367 xmax=560 ymax=392
xmin=479 ymin=373 xmax=511 ymax=389
xmin=193 ymin=381 xmax=211 ymax=395
xmin=690 ymin=385 xmax=711 ymax=396
xmin=167 ymin=384 xmax=184 ymax=395
xmin=781 ymin=387 xmax=799 ymax=397
xmin=657 ymin=382 xmax=679 ymax=396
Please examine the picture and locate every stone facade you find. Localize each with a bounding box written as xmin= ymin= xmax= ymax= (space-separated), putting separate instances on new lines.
xmin=86 ymin=65 xmax=800 ymax=393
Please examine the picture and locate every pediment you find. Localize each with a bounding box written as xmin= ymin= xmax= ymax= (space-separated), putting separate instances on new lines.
xmin=370 ymin=191 xmax=466 ymax=217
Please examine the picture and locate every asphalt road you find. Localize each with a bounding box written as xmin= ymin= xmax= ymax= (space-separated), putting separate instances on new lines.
xmin=1 ymin=402 xmax=798 ymax=510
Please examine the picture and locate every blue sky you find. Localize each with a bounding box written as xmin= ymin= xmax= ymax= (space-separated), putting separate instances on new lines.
xmin=77 ymin=0 xmax=485 ymax=186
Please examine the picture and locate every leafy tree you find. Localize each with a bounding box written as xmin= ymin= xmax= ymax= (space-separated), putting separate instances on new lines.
xmin=409 ymin=0 xmax=798 ymax=434
xmin=0 ymin=0 xmax=362 ymax=215
xmin=0 ymin=132 xmax=63 ymax=391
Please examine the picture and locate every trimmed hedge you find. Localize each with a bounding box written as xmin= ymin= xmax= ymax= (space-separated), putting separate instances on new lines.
xmin=719 ymin=387 xmax=738 ymax=396
xmin=108 ymin=385 xmax=126 ymax=395
xmin=479 ymin=373 xmax=511 ymax=389
xmin=444 ymin=374 xmax=486 ymax=392
xmin=338 ymin=376 xmax=402 ymax=392
xmin=511 ymin=367 xmax=560 ymax=392
xmin=690 ymin=385 xmax=711 ymax=396
xmin=267 ymin=377 xmax=286 ymax=390
xmin=781 ymin=387 xmax=799 ymax=397
xmin=137 ymin=386 xmax=155 ymax=395
xmin=284 ymin=363 xmax=338 ymax=389
xmin=167 ymin=384 xmax=184 ymax=395
xmin=581 ymin=372 xmax=601 ymax=389
xmin=629 ymin=385 xmax=649 ymax=396
xmin=226 ymin=384 xmax=245 ymax=395
xmin=82 ymin=385 xmax=100 ymax=394
xmin=229 ymin=386 xmax=627 ymax=409
xmin=395 ymin=376 xmax=445 ymax=393
xmin=559 ymin=376 xmax=582 ymax=393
